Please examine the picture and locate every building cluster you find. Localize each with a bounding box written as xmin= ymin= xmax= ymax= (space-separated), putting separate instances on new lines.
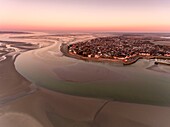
xmin=68 ymin=36 xmax=170 ymax=60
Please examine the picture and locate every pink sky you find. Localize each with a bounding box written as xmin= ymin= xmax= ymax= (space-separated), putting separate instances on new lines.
xmin=0 ymin=0 xmax=170 ymax=32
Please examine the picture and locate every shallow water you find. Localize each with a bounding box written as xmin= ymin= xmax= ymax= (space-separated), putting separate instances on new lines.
xmin=15 ymin=36 xmax=170 ymax=106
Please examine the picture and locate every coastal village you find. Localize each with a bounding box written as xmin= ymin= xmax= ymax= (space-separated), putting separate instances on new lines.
xmin=67 ymin=36 xmax=170 ymax=65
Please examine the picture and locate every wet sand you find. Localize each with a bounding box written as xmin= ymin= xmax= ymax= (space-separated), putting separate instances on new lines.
xmin=2 ymin=74 xmax=170 ymax=127
xmin=1 ymin=33 xmax=170 ymax=127
xmin=0 ymin=57 xmax=106 ymax=127
xmin=93 ymin=101 xmax=170 ymax=127
xmin=146 ymin=64 xmax=169 ymax=73
xmin=0 ymin=57 xmax=31 ymax=98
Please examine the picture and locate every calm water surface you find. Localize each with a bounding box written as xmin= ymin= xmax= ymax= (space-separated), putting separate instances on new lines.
xmin=15 ymin=39 xmax=170 ymax=106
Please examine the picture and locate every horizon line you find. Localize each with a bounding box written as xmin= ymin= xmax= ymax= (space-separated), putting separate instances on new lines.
xmin=1 ymin=30 xmax=170 ymax=34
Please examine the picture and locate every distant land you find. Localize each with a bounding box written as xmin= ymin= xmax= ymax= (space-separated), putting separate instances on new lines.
xmin=0 ymin=31 xmax=33 ymax=34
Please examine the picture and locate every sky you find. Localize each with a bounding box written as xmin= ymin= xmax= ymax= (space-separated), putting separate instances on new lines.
xmin=0 ymin=0 xmax=170 ymax=32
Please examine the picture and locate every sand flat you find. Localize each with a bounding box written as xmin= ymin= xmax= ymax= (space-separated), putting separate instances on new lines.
xmin=1 ymin=33 xmax=170 ymax=127
xmin=94 ymin=101 xmax=170 ymax=127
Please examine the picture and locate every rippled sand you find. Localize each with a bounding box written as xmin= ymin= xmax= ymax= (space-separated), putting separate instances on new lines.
xmin=1 ymin=33 xmax=170 ymax=127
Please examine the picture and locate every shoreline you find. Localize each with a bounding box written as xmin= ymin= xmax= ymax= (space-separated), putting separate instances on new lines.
xmin=60 ymin=43 xmax=123 ymax=64
xmin=10 ymin=33 xmax=170 ymax=127
xmin=60 ymin=43 xmax=170 ymax=66
xmin=0 ymin=56 xmax=33 ymax=103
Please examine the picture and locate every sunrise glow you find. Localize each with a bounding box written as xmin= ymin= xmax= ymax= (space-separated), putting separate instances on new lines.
xmin=0 ymin=0 xmax=170 ymax=32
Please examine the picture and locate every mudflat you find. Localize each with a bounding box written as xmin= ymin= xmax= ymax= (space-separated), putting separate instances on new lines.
xmin=1 ymin=32 xmax=170 ymax=127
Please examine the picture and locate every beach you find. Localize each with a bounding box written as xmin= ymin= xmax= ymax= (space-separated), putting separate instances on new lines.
xmin=0 ymin=32 xmax=170 ymax=127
